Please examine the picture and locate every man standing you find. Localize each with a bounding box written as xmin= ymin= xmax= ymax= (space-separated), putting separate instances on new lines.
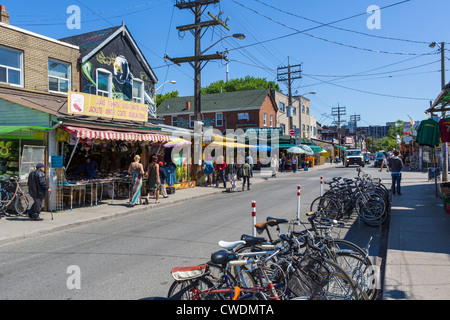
xmin=202 ymin=157 xmax=215 ymax=187
xmin=27 ymin=163 xmax=51 ymax=221
xmin=388 ymin=150 xmax=403 ymax=195
xmin=242 ymin=159 xmax=251 ymax=191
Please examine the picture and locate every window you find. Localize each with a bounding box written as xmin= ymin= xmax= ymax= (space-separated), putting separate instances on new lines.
xmin=280 ymin=124 xmax=285 ymax=134
xmin=190 ymin=115 xmax=194 ymax=128
xmin=48 ymin=59 xmax=71 ymax=93
xmin=302 ymin=105 xmax=305 ymax=113
xmin=0 ymin=46 xmax=23 ymax=86
xmin=263 ymin=113 xmax=267 ymax=127
xmin=302 ymin=124 xmax=305 ymax=131
xmin=216 ymin=113 xmax=223 ymax=126
xmin=306 ymin=107 xmax=310 ymax=115
xmin=132 ymin=79 xmax=144 ymax=103
xmin=279 ymin=102 xmax=285 ymax=112
xmin=96 ymin=69 xmax=112 ymax=97
xmin=293 ymin=107 xmax=296 ymax=115
xmin=172 ymin=116 xmax=178 ymax=127
xmin=270 ymin=114 xmax=274 ymax=127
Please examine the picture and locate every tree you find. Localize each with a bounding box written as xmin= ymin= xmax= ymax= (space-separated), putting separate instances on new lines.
xmin=201 ymin=76 xmax=280 ymax=94
xmin=156 ymin=90 xmax=179 ymax=107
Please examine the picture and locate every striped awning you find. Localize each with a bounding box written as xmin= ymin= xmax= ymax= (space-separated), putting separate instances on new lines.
xmin=64 ymin=126 xmax=171 ymax=142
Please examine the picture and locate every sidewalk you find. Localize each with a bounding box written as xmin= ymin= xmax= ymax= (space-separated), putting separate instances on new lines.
xmin=382 ymin=169 xmax=450 ymax=300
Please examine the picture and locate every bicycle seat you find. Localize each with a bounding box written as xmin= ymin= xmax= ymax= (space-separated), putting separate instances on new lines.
xmin=332 ymin=177 xmax=342 ymax=181
xmin=211 ymin=250 xmax=238 ymax=265
xmin=218 ymin=240 xmax=245 ymax=250
xmin=240 ymin=234 xmax=267 ymax=246
xmin=266 ymin=217 xmax=288 ymax=224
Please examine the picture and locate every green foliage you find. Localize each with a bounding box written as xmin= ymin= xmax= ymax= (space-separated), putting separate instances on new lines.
xmin=156 ymin=90 xmax=179 ymax=107
xmin=371 ymin=120 xmax=404 ymax=152
xmin=201 ymin=76 xmax=280 ymax=94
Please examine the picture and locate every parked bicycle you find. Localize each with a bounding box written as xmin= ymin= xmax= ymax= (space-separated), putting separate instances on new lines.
xmin=0 ymin=176 xmax=32 ymax=217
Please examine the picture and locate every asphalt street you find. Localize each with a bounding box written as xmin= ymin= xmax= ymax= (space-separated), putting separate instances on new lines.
xmin=0 ymin=164 xmax=387 ymax=300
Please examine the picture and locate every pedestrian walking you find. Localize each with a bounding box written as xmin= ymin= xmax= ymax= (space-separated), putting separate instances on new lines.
xmin=292 ymin=154 xmax=298 ymax=173
xmin=158 ymin=161 xmax=168 ymax=199
xmin=228 ymin=158 xmax=237 ymax=192
xmin=246 ymin=153 xmax=254 ymax=177
xmin=128 ymin=155 xmax=144 ymax=206
xmin=202 ymin=156 xmax=215 ymax=187
xmin=280 ymin=152 xmax=286 ymax=172
xmin=215 ymin=156 xmax=227 ymax=188
xmin=388 ymin=150 xmax=403 ymax=195
xmin=145 ymin=154 xmax=161 ymax=204
xmin=271 ymin=154 xmax=278 ymax=178
xmin=380 ymin=152 xmax=388 ymax=172
xmin=27 ymin=163 xmax=51 ymax=221
xmin=242 ymin=159 xmax=251 ymax=191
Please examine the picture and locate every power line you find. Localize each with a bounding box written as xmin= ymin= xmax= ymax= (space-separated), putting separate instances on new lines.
xmin=228 ymin=0 xmax=436 ymax=56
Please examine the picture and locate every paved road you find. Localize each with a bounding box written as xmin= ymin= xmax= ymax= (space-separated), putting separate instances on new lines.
xmin=0 ymin=164 xmax=387 ymax=300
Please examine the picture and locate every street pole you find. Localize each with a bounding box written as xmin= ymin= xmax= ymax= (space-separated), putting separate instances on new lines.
xmin=441 ymin=42 xmax=448 ymax=182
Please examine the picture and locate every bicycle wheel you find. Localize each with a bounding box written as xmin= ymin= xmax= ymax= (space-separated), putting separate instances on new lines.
xmin=168 ymin=277 xmax=222 ymax=300
xmin=15 ymin=192 xmax=30 ymax=216
xmin=309 ymin=196 xmax=341 ymax=220
xmin=0 ymin=189 xmax=9 ymax=215
xmin=355 ymin=193 xmax=386 ymax=225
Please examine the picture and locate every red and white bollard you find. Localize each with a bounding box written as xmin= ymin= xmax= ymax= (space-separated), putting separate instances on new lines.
xmin=252 ymin=201 xmax=256 ymax=236
xmin=320 ymin=176 xmax=324 ymax=196
xmin=297 ymin=185 xmax=301 ymax=220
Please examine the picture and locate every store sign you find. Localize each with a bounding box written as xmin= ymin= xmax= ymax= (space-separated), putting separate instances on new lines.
xmin=237 ymin=113 xmax=249 ymax=120
xmin=246 ymin=127 xmax=283 ymax=137
xmin=68 ymin=91 xmax=148 ymax=122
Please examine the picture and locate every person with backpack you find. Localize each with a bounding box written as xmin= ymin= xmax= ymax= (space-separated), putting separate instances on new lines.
xmin=242 ymin=159 xmax=251 ymax=191
xmin=388 ymin=150 xmax=404 ymax=195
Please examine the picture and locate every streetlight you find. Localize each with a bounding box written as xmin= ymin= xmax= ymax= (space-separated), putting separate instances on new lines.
xmin=201 ymin=33 xmax=246 ymax=55
xmin=155 ymin=80 xmax=176 ymax=92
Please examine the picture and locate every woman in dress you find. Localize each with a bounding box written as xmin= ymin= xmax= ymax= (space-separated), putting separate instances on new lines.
xmin=146 ymin=154 xmax=161 ymax=204
xmin=128 ymin=155 xmax=145 ymax=206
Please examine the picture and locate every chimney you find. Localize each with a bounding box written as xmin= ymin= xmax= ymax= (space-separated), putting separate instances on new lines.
xmin=186 ymin=102 xmax=190 ymax=111
xmin=0 ymin=5 xmax=10 ymax=24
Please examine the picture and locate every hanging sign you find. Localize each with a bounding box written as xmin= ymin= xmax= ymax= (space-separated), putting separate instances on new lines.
xmin=68 ymin=91 xmax=148 ymax=122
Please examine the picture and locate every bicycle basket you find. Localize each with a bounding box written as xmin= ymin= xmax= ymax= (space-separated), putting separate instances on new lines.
xmin=171 ymin=264 xmax=208 ymax=281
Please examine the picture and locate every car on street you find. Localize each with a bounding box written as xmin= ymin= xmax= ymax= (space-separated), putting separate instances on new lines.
xmin=374 ymin=152 xmax=385 ymax=167
xmin=364 ymin=154 xmax=370 ymax=164
xmin=344 ymin=149 xmax=364 ymax=167
xmin=369 ymin=153 xmax=376 ymax=160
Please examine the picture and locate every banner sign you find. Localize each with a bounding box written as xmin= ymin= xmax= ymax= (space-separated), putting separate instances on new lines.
xmin=68 ymin=91 xmax=148 ymax=122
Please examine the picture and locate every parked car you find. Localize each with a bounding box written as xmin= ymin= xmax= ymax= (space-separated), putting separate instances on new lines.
xmin=369 ymin=153 xmax=376 ymax=160
xmin=364 ymin=154 xmax=370 ymax=164
xmin=374 ymin=152 xmax=384 ymax=167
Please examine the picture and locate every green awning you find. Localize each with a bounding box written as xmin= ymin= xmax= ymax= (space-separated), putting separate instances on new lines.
xmin=301 ymin=144 xmax=324 ymax=153
xmin=335 ymin=145 xmax=347 ymax=151
xmin=0 ymin=126 xmax=51 ymax=134
xmin=276 ymin=143 xmax=298 ymax=148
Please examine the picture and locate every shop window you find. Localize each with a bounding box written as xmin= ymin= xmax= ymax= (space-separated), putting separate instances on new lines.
xmin=216 ymin=113 xmax=223 ymax=127
xmin=0 ymin=45 xmax=23 ymax=87
xmin=132 ymin=79 xmax=144 ymax=103
xmin=96 ymin=69 xmax=112 ymax=97
xmin=48 ymin=59 xmax=71 ymax=94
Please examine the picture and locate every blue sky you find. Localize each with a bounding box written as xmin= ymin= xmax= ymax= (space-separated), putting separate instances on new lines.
xmin=4 ymin=0 xmax=450 ymax=126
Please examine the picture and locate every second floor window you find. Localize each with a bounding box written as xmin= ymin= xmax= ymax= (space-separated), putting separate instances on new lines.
xmin=0 ymin=46 xmax=23 ymax=87
xmin=270 ymin=114 xmax=274 ymax=127
xmin=279 ymin=102 xmax=285 ymax=112
xmin=132 ymin=79 xmax=144 ymax=103
xmin=96 ymin=69 xmax=111 ymax=97
xmin=48 ymin=59 xmax=71 ymax=93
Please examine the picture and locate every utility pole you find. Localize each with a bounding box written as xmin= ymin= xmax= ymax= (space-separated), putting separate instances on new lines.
xmin=166 ymin=0 xmax=229 ymax=122
xmin=332 ymin=104 xmax=346 ymax=157
xmin=277 ymin=58 xmax=302 ymax=132
xmin=350 ymin=113 xmax=361 ymax=148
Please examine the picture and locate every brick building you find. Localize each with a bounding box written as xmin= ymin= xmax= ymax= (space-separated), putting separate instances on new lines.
xmin=157 ymin=88 xmax=278 ymax=133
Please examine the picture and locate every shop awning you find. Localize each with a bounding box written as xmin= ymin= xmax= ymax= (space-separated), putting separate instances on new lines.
xmin=0 ymin=125 xmax=52 ymax=134
xmin=335 ymin=145 xmax=347 ymax=151
xmin=302 ymin=144 xmax=324 ymax=153
xmin=64 ymin=126 xmax=171 ymax=142
xmin=208 ymin=140 xmax=253 ymax=148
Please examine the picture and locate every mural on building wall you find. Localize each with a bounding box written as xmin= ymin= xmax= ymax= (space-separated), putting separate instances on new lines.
xmin=177 ymin=117 xmax=189 ymax=129
xmin=80 ymin=36 xmax=157 ymax=119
